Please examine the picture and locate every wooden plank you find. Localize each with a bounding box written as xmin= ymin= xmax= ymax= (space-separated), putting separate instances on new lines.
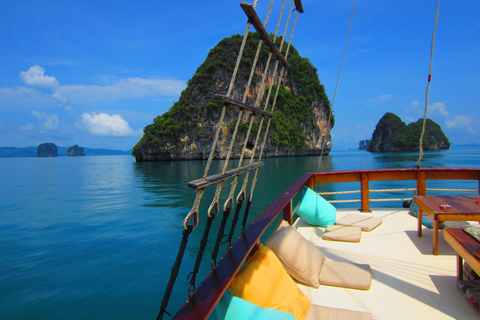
xmin=444 ymin=227 xmax=480 ymax=280
xmin=294 ymin=0 xmax=304 ymax=13
xmin=214 ymin=95 xmax=276 ymax=117
xmin=240 ymin=2 xmax=290 ymax=68
xmin=188 ymin=162 xmax=264 ymax=189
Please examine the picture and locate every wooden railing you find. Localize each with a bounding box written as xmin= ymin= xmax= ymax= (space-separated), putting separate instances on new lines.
xmin=172 ymin=168 xmax=480 ymax=320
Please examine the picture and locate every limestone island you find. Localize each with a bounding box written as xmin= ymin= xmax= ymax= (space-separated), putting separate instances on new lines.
xmin=37 ymin=142 xmax=58 ymax=157
xmin=132 ymin=33 xmax=334 ymax=161
xmin=68 ymin=145 xmax=85 ymax=156
xmin=368 ymin=112 xmax=450 ymax=152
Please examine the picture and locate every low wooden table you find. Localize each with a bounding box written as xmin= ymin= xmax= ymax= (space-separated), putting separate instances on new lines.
xmin=444 ymin=227 xmax=480 ymax=280
xmin=415 ymin=195 xmax=480 ymax=255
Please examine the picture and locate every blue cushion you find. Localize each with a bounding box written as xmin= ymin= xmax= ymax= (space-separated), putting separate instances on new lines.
xmin=296 ymin=186 xmax=336 ymax=227
xmin=215 ymin=294 xmax=295 ymax=320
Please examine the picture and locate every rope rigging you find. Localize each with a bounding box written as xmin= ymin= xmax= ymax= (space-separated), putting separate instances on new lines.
xmin=417 ymin=0 xmax=440 ymax=169
xmin=156 ymin=1 xmax=304 ymax=318
xmin=317 ymin=0 xmax=357 ymax=173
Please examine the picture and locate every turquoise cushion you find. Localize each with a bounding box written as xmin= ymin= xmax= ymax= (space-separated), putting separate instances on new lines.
xmin=296 ymin=186 xmax=336 ymax=227
xmin=215 ymin=294 xmax=295 ymax=320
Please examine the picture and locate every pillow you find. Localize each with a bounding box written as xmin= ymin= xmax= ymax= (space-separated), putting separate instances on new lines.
xmin=318 ymin=260 xmax=372 ymax=290
xmin=266 ymin=220 xmax=326 ymax=288
xmin=216 ymin=294 xmax=295 ymax=320
xmin=335 ymin=214 xmax=382 ymax=232
xmin=296 ymin=186 xmax=336 ymax=227
xmin=322 ymin=225 xmax=362 ymax=243
xmin=305 ymin=305 xmax=373 ymax=320
xmin=229 ymin=245 xmax=311 ymax=320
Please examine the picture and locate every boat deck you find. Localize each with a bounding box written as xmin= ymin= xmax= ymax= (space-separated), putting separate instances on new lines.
xmin=293 ymin=208 xmax=479 ymax=319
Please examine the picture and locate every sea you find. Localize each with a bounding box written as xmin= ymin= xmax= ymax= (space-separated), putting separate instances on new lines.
xmin=1 ymin=147 xmax=479 ymax=320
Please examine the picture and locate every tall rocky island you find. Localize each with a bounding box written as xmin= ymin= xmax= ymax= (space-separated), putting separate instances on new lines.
xmin=37 ymin=143 xmax=57 ymax=157
xmin=368 ymin=112 xmax=450 ymax=152
xmin=133 ymin=33 xmax=333 ymax=161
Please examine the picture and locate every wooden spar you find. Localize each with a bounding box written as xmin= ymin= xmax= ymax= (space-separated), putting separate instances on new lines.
xmin=294 ymin=0 xmax=304 ymax=13
xmin=214 ymin=94 xmax=277 ymax=118
xmin=188 ymin=162 xmax=264 ymax=189
xmin=240 ymin=2 xmax=290 ymax=68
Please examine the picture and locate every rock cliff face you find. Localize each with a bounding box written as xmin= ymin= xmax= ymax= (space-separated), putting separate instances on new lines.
xmin=37 ymin=143 xmax=57 ymax=157
xmin=368 ymin=112 xmax=450 ymax=152
xmin=133 ymin=33 xmax=333 ymax=161
xmin=68 ymin=145 xmax=85 ymax=156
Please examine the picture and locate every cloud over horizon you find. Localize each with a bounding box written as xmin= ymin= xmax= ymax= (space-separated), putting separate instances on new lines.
xmin=61 ymin=77 xmax=186 ymax=105
xmin=20 ymin=66 xmax=68 ymax=105
xmin=75 ymin=112 xmax=140 ymax=137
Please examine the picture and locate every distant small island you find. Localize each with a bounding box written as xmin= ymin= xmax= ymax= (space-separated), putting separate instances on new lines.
xmin=367 ymin=112 xmax=450 ymax=152
xmin=0 ymin=145 xmax=131 ymax=158
xmin=68 ymin=145 xmax=85 ymax=156
xmin=37 ymin=142 xmax=58 ymax=157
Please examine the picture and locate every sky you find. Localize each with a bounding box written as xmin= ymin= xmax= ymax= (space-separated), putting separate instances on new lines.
xmin=1 ymin=0 xmax=479 ymax=151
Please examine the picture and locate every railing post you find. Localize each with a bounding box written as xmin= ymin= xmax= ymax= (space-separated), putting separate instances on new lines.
xmin=417 ymin=170 xmax=426 ymax=196
xmin=308 ymin=175 xmax=314 ymax=190
xmin=477 ymin=171 xmax=480 ymax=195
xmin=283 ymin=201 xmax=293 ymax=225
xmin=361 ymin=173 xmax=371 ymax=212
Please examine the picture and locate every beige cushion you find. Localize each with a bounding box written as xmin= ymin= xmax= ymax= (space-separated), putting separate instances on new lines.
xmin=322 ymin=225 xmax=362 ymax=242
xmin=266 ymin=220 xmax=326 ymax=288
xmin=319 ymin=260 xmax=372 ymax=290
xmin=335 ymin=214 xmax=382 ymax=232
xmin=305 ymin=305 xmax=372 ymax=320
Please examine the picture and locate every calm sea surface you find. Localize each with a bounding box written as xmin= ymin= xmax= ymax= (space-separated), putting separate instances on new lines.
xmin=1 ymin=148 xmax=479 ymax=319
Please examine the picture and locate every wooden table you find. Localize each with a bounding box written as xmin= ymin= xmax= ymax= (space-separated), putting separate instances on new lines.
xmin=444 ymin=227 xmax=480 ymax=280
xmin=415 ymin=195 xmax=480 ymax=255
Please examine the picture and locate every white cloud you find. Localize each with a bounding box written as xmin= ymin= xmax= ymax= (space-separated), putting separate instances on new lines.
xmin=429 ymin=102 xmax=448 ymax=117
xmin=62 ymin=77 xmax=185 ymax=105
xmin=18 ymin=124 xmax=36 ymax=131
xmin=446 ymin=115 xmax=476 ymax=134
xmin=75 ymin=112 xmax=140 ymax=137
xmin=32 ymin=111 xmax=60 ymax=130
xmin=372 ymin=94 xmax=394 ymax=103
xmin=20 ymin=66 xmax=59 ymax=89
xmin=19 ymin=66 xmax=68 ymax=105
xmin=407 ymin=100 xmax=422 ymax=114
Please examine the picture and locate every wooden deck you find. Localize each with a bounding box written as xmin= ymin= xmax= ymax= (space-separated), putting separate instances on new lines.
xmin=294 ymin=208 xmax=479 ymax=319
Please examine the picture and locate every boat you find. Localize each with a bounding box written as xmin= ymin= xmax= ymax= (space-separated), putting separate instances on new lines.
xmin=155 ymin=1 xmax=480 ymax=319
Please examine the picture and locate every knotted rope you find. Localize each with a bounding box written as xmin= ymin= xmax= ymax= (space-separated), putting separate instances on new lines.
xmin=417 ymin=0 xmax=439 ymax=169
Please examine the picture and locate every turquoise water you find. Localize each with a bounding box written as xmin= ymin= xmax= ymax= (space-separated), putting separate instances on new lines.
xmin=1 ymin=148 xmax=479 ymax=319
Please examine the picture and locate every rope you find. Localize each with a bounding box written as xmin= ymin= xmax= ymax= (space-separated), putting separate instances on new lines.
xmin=221 ymin=0 xmax=278 ymax=214
xmin=417 ymin=0 xmax=440 ymax=169
xmin=156 ymin=226 xmax=193 ymax=320
xmin=317 ymin=0 xmax=357 ymax=172
xmin=241 ymin=197 xmax=253 ymax=232
xmin=183 ymin=189 xmax=204 ymax=230
xmin=250 ymin=4 xmax=299 ymax=202
xmin=210 ymin=207 xmax=232 ymax=268
xmin=187 ymin=215 xmax=215 ymax=295
xmin=223 ymin=196 xmax=244 ymax=248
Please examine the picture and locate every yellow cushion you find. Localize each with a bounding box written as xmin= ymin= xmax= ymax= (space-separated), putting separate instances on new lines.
xmin=229 ymin=245 xmax=311 ymax=320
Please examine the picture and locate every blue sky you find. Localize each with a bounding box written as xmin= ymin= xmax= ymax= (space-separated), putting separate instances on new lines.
xmin=1 ymin=0 xmax=478 ymax=151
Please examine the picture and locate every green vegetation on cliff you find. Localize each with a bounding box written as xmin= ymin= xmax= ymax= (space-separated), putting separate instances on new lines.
xmin=368 ymin=112 xmax=450 ymax=152
xmin=133 ymin=32 xmax=332 ymax=157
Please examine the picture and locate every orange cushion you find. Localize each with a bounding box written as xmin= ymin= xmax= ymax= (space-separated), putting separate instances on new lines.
xmin=229 ymin=245 xmax=311 ymax=320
